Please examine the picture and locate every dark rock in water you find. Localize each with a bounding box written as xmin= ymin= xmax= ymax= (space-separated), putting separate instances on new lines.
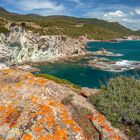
xmin=88 ymin=58 xmax=140 ymax=72
xmin=89 ymin=48 xmax=123 ymax=57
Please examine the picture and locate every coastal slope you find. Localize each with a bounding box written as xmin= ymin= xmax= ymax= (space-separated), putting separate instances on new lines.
xmin=0 ymin=68 xmax=127 ymax=140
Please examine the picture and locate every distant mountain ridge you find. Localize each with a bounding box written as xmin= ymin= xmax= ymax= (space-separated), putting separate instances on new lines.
xmin=0 ymin=7 xmax=140 ymax=40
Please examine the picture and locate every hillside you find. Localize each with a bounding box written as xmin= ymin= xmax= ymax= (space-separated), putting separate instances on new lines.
xmin=136 ymin=30 xmax=140 ymax=35
xmin=0 ymin=7 xmax=139 ymax=40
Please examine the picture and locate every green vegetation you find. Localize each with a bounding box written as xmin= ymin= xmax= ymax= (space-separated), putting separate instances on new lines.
xmin=0 ymin=25 xmax=9 ymax=33
xmin=36 ymin=74 xmax=81 ymax=93
xmin=61 ymin=94 xmax=74 ymax=106
xmin=0 ymin=7 xmax=139 ymax=40
xmin=88 ymin=76 xmax=140 ymax=139
xmin=72 ymin=105 xmax=99 ymax=139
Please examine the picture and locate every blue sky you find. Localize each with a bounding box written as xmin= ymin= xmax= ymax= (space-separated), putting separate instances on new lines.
xmin=0 ymin=0 xmax=140 ymax=30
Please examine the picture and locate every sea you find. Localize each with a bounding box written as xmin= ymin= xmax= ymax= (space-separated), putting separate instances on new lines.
xmin=35 ymin=41 xmax=140 ymax=88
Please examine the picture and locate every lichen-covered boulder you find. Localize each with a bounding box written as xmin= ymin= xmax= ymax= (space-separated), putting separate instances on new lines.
xmin=0 ymin=69 xmax=85 ymax=140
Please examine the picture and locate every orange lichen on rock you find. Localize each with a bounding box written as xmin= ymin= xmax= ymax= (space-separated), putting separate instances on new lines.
xmin=0 ymin=105 xmax=20 ymax=128
xmin=55 ymin=125 xmax=68 ymax=140
xmin=0 ymin=106 xmax=5 ymax=112
xmin=31 ymin=96 xmax=39 ymax=104
xmin=34 ymin=126 xmax=43 ymax=133
xmin=89 ymin=112 xmax=126 ymax=140
xmin=23 ymin=134 xmax=33 ymax=140
xmin=36 ymin=78 xmax=47 ymax=86
xmin=0 ymin=69 xmax=85 ymax=140
xmin=5 ymin=109 xmax=21 ymax=127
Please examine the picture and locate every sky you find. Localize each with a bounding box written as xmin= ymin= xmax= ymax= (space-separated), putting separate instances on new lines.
xmin=0 ymin=0 xmax=140 ymax=30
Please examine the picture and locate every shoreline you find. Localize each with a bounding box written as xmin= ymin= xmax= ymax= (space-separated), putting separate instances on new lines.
xmin=86 ymin=39 xmax=140 ymax=43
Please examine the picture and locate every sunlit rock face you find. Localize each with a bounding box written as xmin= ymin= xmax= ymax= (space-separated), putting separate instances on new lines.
xmin=0 ymin=69 xmax=128 ymax=140
xmin=0 ymin=69 xmax=85 ymax=139
xmin=0 ymin=26 xmax=86 ymax=64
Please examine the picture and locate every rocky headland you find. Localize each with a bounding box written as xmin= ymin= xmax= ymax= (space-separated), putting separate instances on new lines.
xmin=0 ymin=24 xmax=87 ymax=67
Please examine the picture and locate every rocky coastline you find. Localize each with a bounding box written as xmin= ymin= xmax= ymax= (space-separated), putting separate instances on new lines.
xmin=88 ymin=57 xmax=140 ymax=72
xmin=86 ymin=35 xmax=140 ymax=43
xmin=0 ymin=24 xmax=87 ymax=68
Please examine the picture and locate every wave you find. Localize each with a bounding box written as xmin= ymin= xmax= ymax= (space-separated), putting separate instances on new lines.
xmin=89 ymin=60 xmax=140 ymax=72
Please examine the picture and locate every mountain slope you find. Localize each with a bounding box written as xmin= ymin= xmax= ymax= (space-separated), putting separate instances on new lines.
xmin=0 ymin=7 xmax=138 ymax=40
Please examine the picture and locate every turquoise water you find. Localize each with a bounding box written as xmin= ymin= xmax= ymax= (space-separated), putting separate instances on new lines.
xmin=35 ymin=41 xmax=140 ymax=88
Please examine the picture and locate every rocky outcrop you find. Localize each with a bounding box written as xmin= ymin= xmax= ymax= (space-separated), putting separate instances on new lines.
xmin=90 ymin=48 xmax=123 ymax=57
xmin=0 ymin=69 xmax=85 ymax=139
xmin=125 ymin=35 xmax=140 ymax=40
xmin=0 ymin=69 xmax=128 ymax=140
xmin=88 ymin=58 xmax=140 ymax=72
xmin=0 ymin=26 xmax=86 ymax=65
xmin=81 ymin=88 xmax=100 ymax=98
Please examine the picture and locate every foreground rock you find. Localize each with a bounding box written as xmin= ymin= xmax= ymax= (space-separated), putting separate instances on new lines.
xmin=0 ymin=69 xmax=85 ymax=140
xmin=0 ymin=69 xmax=127 ymax=139
xmin=16 ymin=65 xmax=40 ymax=72
xmin=0 ymin=25 xmax=86 ymax=65
xmin=81 ymin=88 xmax=100 ymax=98
xmin=0 ymin=63 xmax=9 ymax=69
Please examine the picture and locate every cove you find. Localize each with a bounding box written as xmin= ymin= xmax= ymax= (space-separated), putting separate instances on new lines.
xmin=34 ymin=41 xmax=140 ymax=88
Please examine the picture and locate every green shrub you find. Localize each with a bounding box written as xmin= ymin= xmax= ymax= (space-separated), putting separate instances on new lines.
xmin=0 ymin=26 xmax=9 ymax=33
xmin=36 ymin=74 xmax=81 ymax=93
xmin=61 ymin=94 xmax=74 ymax=106
xmin=88 ymin=76 xmax=140 ymax=139
xmin=71 ymin=105 xmax=99 ymax=139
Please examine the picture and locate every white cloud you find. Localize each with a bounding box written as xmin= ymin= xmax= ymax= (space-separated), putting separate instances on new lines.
xmin=84 ymin=8 xmax=140 ymax=30
xmin=67 ymin=0 xmax=81 ymax=4
xmin=104 ymin=10 xmax=126 ymax=18
xmin=4 ymin=0 xmax=65 ymax=12
xmin=135 ymin=8 xmax=140 ymax=15
xmin=2 ymin=0 xmax=66 ymax=16
xmin=19 ymin=0 xmax=64 ymax=11
xmin=130 ymin=11 xmax=134 ymax=16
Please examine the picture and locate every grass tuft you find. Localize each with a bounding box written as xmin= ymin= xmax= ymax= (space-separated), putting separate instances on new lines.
xmin=36 ymin=74 xmax=81 ymax=93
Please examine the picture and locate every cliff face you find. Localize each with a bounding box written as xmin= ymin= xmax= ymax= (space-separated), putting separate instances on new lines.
xmin=0 ymin=26 xmax=86 ymax=65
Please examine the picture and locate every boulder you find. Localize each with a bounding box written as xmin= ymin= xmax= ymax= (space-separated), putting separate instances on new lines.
xmin=81 ymin=87 xmax=100 ymax=98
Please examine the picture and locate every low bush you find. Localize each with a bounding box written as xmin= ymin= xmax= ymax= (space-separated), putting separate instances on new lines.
xmin=0 ymin=26 xmax=9 ymax=33
xmin=88 ymin=76 xmax=140 ymax=139
xmin=71 ymin=105 xmax=100 ymax=140
xmin=61 ymin=94 xmax=74 ymax=106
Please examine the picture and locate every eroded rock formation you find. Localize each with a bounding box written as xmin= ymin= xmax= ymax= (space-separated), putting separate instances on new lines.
xmin=0 ymin=25 xmax=86 ymax=65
